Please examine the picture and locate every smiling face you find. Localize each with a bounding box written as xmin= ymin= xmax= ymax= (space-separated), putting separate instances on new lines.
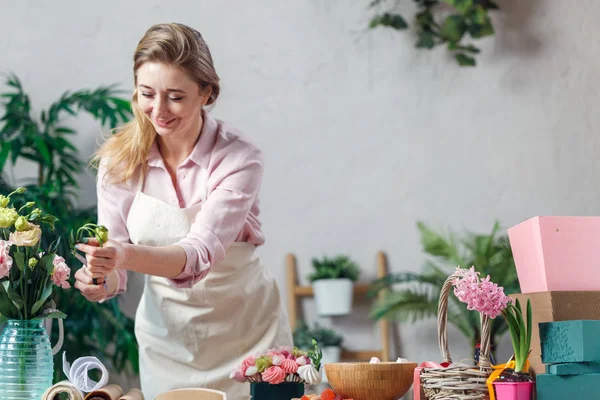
xmin=136 ymin=61 xmax=209 ymax=139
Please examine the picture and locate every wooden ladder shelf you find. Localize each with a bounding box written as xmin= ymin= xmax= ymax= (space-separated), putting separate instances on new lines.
xmin=286 ymin=251 xmax=391 ymax=362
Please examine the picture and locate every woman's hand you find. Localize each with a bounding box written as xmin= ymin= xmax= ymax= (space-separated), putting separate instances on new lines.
xmin=74 ymin=238 xmax=127 ymax=278
xmin=74 ymin=267 xmax=108 ymax=302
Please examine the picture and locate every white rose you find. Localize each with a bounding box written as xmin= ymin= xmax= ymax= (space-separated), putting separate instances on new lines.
xmin=9 ymin=224 xmax=41 ymax=247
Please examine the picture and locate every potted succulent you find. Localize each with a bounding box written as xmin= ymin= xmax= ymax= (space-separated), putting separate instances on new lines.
xmin=492 ymin=299 xmax=534 ymax=400
xmin=293 ymin=322 xmax=343 ymax=382
xmin=308 ymin=255 xmax=360 ymax=316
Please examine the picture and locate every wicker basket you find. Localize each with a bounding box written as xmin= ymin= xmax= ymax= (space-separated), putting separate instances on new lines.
xmin=420 ymin=272 xmax=493 ymax=400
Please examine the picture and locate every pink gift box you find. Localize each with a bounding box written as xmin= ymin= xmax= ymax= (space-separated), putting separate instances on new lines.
xmin=508 ymin=216 xmax=600 ymax=293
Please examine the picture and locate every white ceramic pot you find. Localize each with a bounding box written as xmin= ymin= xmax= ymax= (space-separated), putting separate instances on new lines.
xmin=320 ymin=346 xmax=342 ymax=383
xmin=312 ymin=278 xmax=353 ymax=316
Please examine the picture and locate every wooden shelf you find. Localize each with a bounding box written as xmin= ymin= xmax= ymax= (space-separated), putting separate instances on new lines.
xmin=286 ymin=252 xmax=391 ymax=362
xmin=293 ymin=283 xmax=373 ymax=297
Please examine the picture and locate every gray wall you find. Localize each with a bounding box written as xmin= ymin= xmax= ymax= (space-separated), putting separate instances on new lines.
xmin=3 ymin=1 xmax=599 ymax=397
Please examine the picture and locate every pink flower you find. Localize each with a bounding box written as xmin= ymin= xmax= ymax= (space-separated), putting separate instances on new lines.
xmin=452 ymin=266 xmax=509 ymax=319
xmin=280 ymin=359 xmax=298 ymax=374
xmin=51 ymin=255 xmax=71 ymax=289
xmin=262 ymin=366 xmax=286 ymax=384
xmin=0 ymin=240 xmax=13 ymax=278
xmin=229 ymin=368 xmax=246 ymax=383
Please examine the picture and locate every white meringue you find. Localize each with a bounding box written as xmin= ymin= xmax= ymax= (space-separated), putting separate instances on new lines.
xmin=245 ymin=365 xmax=258 ymax=376
xmin=370 ymin=357 xmax=381 ymax=364
xmin=272 ymin=355 xmax=283 ymax=366
xmin=396 ymin=357 xmax=409 ymax=363
xmin=297 ymin=364 xmax=322 ymax=385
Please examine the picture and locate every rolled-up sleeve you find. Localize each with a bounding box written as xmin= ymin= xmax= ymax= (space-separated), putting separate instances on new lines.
xmin=96 ymin=162 xmax=132 ymax=299
xmin=171 ymin=145 xmax=263 ymax=287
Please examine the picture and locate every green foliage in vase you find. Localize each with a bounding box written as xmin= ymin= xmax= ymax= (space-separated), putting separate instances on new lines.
xmin=0 ymin=73 xmax=138 ymax=382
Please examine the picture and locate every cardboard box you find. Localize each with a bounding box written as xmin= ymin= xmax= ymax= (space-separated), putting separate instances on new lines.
xmin=508 ymin=216 xmax=600 ymax=293
xmin=509 ymin=291 xmax=600 ymax=376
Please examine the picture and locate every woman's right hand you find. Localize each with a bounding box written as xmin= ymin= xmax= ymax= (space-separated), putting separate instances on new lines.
xmin=74 ymin=267 xmax=108 ymax=302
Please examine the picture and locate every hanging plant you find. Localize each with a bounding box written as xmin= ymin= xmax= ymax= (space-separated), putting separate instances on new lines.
xmin=369 ymin=0 xmax=500 ymax=66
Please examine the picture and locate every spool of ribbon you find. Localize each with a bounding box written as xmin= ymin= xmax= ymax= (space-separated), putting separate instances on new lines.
xmin=63 ymin=352 xmax=110 ymax=393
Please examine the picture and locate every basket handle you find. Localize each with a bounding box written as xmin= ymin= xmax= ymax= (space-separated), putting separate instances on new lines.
xmin=437 ymin=273 xmax=492 ymax=371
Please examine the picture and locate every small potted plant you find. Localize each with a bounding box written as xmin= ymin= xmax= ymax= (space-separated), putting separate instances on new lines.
xmin=293 ymin=322 xmax=343 ymax=382
xmin=451 ymin=266 xmax=534 ymax=400
xmin=308 ymin=255 xmax=360 ymax=316
xmin=492 ymin=299 xmax=534 ymax=400
xmin=230 ymin=340 xmax=323 ymax=400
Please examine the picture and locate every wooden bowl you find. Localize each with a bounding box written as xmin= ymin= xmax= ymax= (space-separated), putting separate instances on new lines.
xmin=324 ymin=362 xmax=417 ymax=400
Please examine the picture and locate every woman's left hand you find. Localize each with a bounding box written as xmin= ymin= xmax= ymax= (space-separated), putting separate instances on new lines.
xmin=75 ymin=238 xmax=127 ymax=278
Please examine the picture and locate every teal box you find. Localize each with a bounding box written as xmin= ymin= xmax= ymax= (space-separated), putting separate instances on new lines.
xmin=536 ymin=373 xmax=600 ymax=399
xmin=539 ymin=320 xmax=600 ymax=363
xmin=546 ymin=362 xmax=600 ymax=375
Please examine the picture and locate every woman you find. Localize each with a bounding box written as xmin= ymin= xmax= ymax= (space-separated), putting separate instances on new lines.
xmin=73 ymin=23 xmax=293 ymax=399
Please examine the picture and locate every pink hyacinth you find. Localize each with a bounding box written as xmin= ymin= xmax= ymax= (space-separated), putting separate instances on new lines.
xmin=51 ymin=255 xmax=71 ymax=289
xmin=0 ymin=240 xmax=12 ymax=278
xmin=452 ymin=266 xmax=510 ymax=319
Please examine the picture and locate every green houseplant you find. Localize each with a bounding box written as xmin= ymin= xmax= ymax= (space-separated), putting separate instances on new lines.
xmin=308 ymin=255 xmax=360 ymax=317
xmin=492 ymin=299 xmax=534 ymax=400
xmin=370 ymin=221 xmax=519 ymax=359
xmin=293 ymin=322 xmax=343 ymax=383
xmin=0 ymin=73 xmax=138 ymax=382
xmin=369 ymin=0 xmax=499 ymax=66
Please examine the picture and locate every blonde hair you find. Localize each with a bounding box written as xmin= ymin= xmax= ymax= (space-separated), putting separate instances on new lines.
xmin=92 ymin=23 xmax=220 ymax=184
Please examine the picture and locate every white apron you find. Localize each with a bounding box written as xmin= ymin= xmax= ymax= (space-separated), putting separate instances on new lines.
xmin=126 ymin=171 xmax=293 ymax=400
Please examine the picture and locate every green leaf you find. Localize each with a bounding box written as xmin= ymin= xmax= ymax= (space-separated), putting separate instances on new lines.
xmin=370 ymin=13 xmax=408 ymax=30
xmin=370 ymin=287 xmax=438 ymax=321
xmin=36 ymin=310 xmax=67 ymax=319
xmin=441 ymin=15 xmax=467 ymax=42
xmin=471 ymin=5 xmax=488 ymax=25
xmin=455 ymin=53 xmax=476 ymax=66
xmin=13 ymin=251 xmax=25 ymax=272
xmin=32 ymin=136 xmax=52 ymax=165
xmin=416 ymin=32 xmax=436 ymax=49
xmin=444 ymin=0 xmax=474 ymax=13
xmin=469 ymin=19 xmax=494 ymax=38
xmin=0 ymin=281 xmax=19 ymax=319
xmin=31 ymin=281 xmax=53 ymax=316
xmin=6 ymin=286 xmax=24 ymax=310
xmin=0 ymin=143 xmax=11 ymax=172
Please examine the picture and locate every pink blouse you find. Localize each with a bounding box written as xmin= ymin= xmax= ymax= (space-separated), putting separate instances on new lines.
xmin=97 ymin=110 xmax=265 ymax=298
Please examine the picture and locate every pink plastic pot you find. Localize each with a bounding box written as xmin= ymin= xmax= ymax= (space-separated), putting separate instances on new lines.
xmin=492 ymin=381 xmax=534 ymax=400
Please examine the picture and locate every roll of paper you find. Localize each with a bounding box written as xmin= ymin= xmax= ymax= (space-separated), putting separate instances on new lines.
xmin=119 ymin=388 xmax=144 ymax=400
xmin=84 ymin=384 xmax=124 ymax=400
xmin=41 ymin=380 xmax=85 ymax=400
